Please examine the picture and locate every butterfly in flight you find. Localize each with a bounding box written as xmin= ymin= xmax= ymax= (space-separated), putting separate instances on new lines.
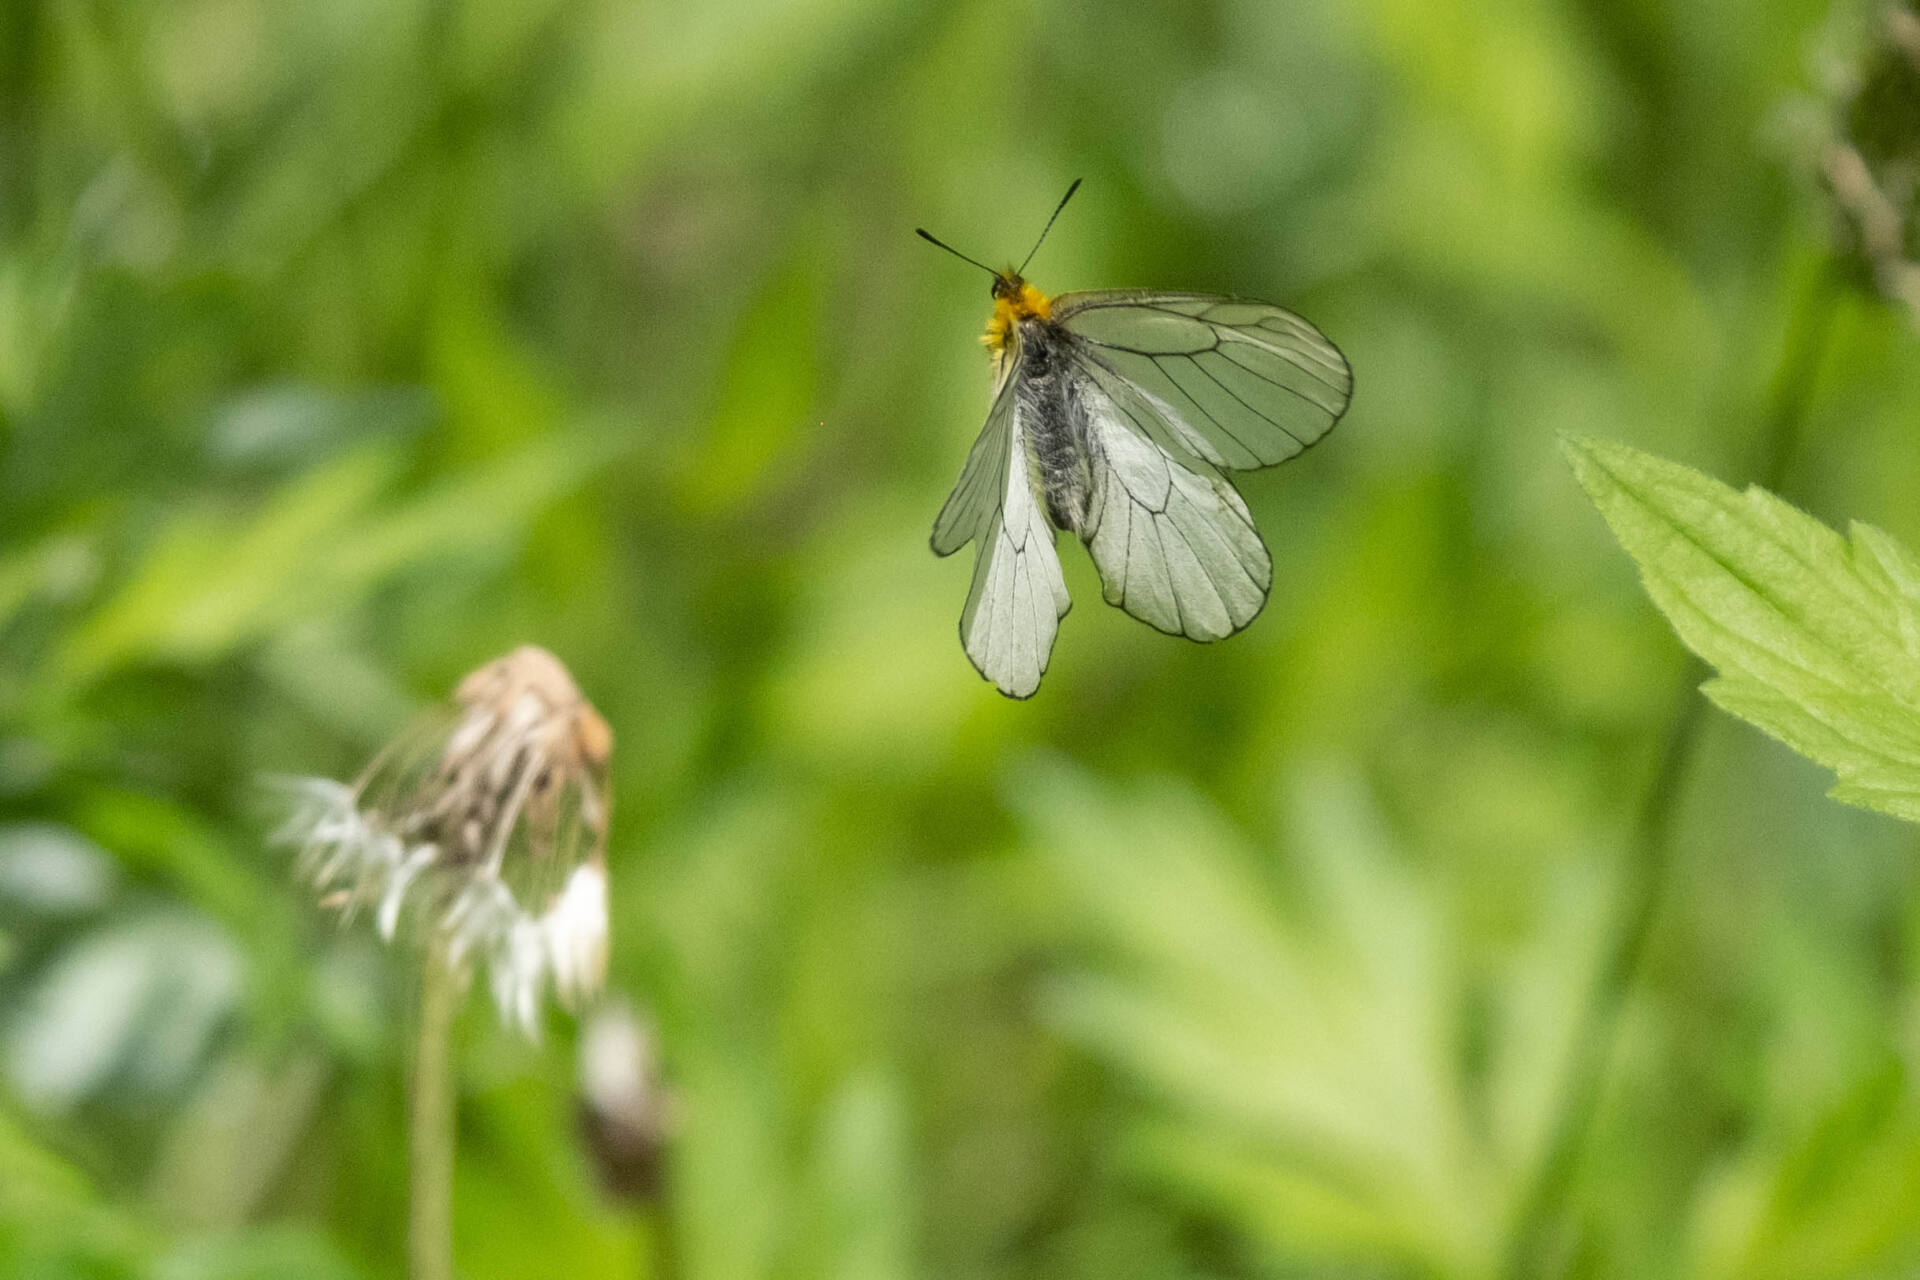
xmin=920 ymin=181 xmax=1354 ymax=698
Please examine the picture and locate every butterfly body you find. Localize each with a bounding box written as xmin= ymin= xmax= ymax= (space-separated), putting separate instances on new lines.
xmin=1015 ymin=326 xmax=1100 ymax=536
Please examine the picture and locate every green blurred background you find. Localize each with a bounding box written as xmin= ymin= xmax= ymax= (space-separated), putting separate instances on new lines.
xmin=5 ymin=0 xmax=1920 ymax=1277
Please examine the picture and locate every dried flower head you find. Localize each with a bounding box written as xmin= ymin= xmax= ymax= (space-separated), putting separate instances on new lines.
xmin=275 ymin=646 xmax=613 ymax=1037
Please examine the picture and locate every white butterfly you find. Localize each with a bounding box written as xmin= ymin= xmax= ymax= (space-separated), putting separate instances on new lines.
xmin=922 ymin=182 xmax=1354 ymax=698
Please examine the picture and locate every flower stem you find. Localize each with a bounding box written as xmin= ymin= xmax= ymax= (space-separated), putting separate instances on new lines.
xmin=1502 ymin=259 xmax=1842 ymax=1279
xmin=410 ymin=941 xmax=459 ymax=1280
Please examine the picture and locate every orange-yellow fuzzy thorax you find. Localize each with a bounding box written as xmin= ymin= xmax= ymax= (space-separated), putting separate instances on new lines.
xmin=982 ymin=278 xmax=1052 ymax=356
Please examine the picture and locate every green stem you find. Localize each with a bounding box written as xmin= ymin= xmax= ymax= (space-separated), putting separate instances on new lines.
xmin=410 ymin=943 xmax=459 ymax=1280
xmin=1502 ymin=260 xmax=1843 ymax=1280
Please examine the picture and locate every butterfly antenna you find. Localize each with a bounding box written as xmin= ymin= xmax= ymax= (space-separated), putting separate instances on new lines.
xmin=1018 ymin=178 xmax=1082 ymax=276
xmin=915 ymin=228 xmax=998 ymax=277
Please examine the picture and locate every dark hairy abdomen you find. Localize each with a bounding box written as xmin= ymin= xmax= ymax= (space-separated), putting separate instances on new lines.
xmin=1016 ymin=320 xmax=1094 ymax=534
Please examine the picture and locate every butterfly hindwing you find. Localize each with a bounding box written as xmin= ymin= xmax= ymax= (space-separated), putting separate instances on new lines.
xmin=931 ymin=352 xmax=1071 ymax=698
xmin=1075 ymin=366 xmax=1273 ymax=640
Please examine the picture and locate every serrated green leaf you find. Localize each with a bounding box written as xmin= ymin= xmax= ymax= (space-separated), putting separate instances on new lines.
xmin=1564 ymin=434 xmax=1920 ymax=824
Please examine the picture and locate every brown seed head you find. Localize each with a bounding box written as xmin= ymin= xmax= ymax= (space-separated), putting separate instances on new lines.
xmin=420 ymin=646 xmax=613 ymax=874
xmin=456 ymin=645 xmax=614 ymax=774
xmin=276 ymin=643 xmax=616 ymax=1035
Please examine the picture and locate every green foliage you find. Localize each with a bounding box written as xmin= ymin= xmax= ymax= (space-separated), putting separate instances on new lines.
xmin=4 ymin=1 xmax=1920 ymax=1279
xmin=1566 ymin=435 xmax=1920 ymax=823
xmin=1021 ymin=759 xmax=1603 ymax=1278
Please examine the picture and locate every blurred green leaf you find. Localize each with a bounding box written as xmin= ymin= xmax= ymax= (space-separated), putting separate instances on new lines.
xmin=1019 ymin=758 xmax=1605 ymax=1279
xmin=4 ymin=914 xmax=242 ymax=1112
xmin=0 ymin=1104 xmax=152 ymax=1265
xmin=150 ymin=1226 xmax=364 ymax=1280
xmin=0 ymin=823 xmax=115 ymax=916
xmin=1689 ymin=1059 xmax=1920 ymax=1280
xmin=59 ymin=432 xmax=606 ymax=688
xmin=147 ymin=1050 xmax=331 ymax=1228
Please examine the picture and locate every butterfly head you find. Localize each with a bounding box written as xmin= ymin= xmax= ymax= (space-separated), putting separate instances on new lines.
xmin=983 ymin=272 xmax=1051 ymax=355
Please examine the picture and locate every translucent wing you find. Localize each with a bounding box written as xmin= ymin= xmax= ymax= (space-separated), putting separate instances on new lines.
xmin=1054 ymin=291 xmax=1352 ymax=472
xmin=931 ymin=369 xmax=1015 ymax=557
xmin=1074 ymin=367 xmax=1273 ymax=640
xmin=929 ymin=354 xmax=1071 ymax=698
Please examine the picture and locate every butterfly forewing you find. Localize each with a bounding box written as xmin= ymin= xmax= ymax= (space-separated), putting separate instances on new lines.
xmin=931 ymin=370 xmax=1015 ymax=557
xmin=1054 ymin=292 xmax=1352 ymax=472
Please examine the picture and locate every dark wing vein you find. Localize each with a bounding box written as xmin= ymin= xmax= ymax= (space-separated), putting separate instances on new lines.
xmin=1181 ymin=351 xmax=1309 ymax=450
